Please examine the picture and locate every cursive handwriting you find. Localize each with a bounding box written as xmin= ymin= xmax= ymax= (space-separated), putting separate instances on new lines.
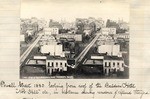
xmin=0 ymin=81 xmax=149 ymax=99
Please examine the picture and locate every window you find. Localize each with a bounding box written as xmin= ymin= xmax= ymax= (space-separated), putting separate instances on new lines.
xmin=51 ymin=62 xmax=54 ymax=67
xmin=109 ymin=62 xmax=111 ymax=66
xmin=109 ymin=69 xmax=110 ymax=73
xmin=122 ymin=63 xmax=124 ymax=67
xmin=65 ymin=63 xmax=67 ymax=67
xmin=117 ymin=62 xmax=119 ymax=68
xmin=105 ymin=62 xmax=107 ymax=67
xmin=48 ymin=62 xmax=50 ymax=67
xmin=113 ymin=62 xmax=115 ymax=67
xmin=60 ymin=62 xmax=62 ymax=67
xmin=57 ymin=68 xmax=59 ymax=72
xmin=56 ymin=62 xmax=58 ymax=67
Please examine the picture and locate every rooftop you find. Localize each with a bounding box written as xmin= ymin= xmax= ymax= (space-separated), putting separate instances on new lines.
xmin=104 ymin=56 xmax=123 ymax=60
xmin=91 ymin=53 xmax=107 ymax=56
xmin=115 ymin=33 xmax=129 ymax=35
xmin=47 ymin=55 xmax=67 ymax=60
xmin=85 ymin=59 xmax=103 ymax=65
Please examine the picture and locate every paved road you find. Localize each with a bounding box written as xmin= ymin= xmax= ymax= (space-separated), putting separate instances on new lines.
xmin=20 ymin=34 xmax=42 ymax=66
xmin=75 ymin=33 xmax=101 ymax=67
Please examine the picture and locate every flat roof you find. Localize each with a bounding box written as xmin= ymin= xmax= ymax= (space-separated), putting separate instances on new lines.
xmin=47 ymin=56 xmax=66 ymax=60
xmin=91 ymin=53 xmax=107 ymax=56
xmin=104 ymin=56 xmax=123 ymax=60
xmin=83 ymin=59 xmax=103 ymax=65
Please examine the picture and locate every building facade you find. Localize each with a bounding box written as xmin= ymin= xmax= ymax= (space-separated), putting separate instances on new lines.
xmin=46 ymin=56 xmax=67 ymax=75
xmin=101 ymin=28 xmax=116 ymax=35
xmin=97 ymin=44 xmax=120 ymax=56
xmin=114 ymin=33 xmax=129 ymax=39
xmin=49 ymin=19 xmax=63 ymax=29
xmin=40 ymin=43 xmax=64 ymax=56
xmin=103 ymin=56 xmax=124 ymax=75
xmin=44 ymin=27 xmax=59 ymax=35
xmin=57 ymin=34 xmax=82 ymax=41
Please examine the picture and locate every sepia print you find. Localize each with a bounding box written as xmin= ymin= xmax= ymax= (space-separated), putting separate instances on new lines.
xmin=20 ymin=0 xmax=129 ymax=79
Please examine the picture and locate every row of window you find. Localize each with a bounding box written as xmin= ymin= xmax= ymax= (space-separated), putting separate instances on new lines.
xmin=47 ymin=62 xmax=67 ymax=67
xmin=104 ymin=68 xmax=117 ymax=74
xmin=47 ymin=68 xmax=64 ymax=74
xmin=104 ymin=62 xmax=124 ymax=67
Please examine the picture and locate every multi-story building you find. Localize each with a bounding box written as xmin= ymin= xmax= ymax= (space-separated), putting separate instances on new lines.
xmin=97 ymin=44 xmax=121 ymax=56
xmin=103 ymin=56 xmax=124 ymax=75
xmin=61 ymin=22 xmax=75 ymax=30
xmin=44 ymin=27 xmax=59 ymax=35
xmin=101 ymin=28 xmax=116 ymax=35
xmin=46 ymin=56 xmax=67 ymax=75
xmin=118 ymin=19 xmax=129 ymax=30
xmin=57 ymin=34 xmax=82 ymax=42
xmin=49 ymin=19 xmax=63 ymax=29
xmin=40 ymin=43 xmax=64 ymax=56
xmin=114 ymin=33 xmax=129 ymax=39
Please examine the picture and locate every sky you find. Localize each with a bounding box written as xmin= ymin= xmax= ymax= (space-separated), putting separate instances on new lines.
xmin=21 ymin=0 xmax=129 ymax=22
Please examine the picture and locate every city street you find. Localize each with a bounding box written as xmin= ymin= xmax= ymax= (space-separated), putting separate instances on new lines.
xmin=20 ymin=33 xmax=43 ymax=66
xmin=20 ymin=17 xmax=129 ymax=79
xmin=75 ymin=33 xmax=101 ymax=67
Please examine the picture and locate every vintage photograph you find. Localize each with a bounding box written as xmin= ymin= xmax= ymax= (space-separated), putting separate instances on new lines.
xmin=20 ymin=0 xmax=129 ymax=79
